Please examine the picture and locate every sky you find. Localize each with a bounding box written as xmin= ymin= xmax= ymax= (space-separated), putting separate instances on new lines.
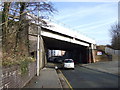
xmin=50 ymin=1 xmax=118 ymax=45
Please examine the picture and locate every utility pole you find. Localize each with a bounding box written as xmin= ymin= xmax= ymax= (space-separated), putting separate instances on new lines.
xmin=37 ymin=3 xmax=42 ymax=76
xmin=37 ymin=25 xmax=40 ymax=76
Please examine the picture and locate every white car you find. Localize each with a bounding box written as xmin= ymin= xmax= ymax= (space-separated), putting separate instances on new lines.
xmin=63 ymin=59 xmax=74 ymax=69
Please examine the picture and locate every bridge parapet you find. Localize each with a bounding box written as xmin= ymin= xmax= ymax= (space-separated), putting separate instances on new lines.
xmin=25 ymin=13 xmax=96 ymax=46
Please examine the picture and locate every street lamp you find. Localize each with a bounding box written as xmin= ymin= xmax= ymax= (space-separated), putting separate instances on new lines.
xmin=37 ymin=24 xmax=40 ymax=76
xmin=116 ymin=32 xmax=120 ymax=50
xmin=36 ymin=3 xmax=42 ymax=76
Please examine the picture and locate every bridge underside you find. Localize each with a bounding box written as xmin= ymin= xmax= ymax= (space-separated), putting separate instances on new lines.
xmin=28 ymin=20 xmax=95 ymax=70
xmin=43 ymin=36 xmax=92 ymax=64
xmin=43 ymin=36 xmax=85 ymax=50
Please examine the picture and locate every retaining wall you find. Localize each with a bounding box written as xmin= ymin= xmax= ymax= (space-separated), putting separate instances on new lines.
xmin=0 ymin=62 xmax=36 ymax=89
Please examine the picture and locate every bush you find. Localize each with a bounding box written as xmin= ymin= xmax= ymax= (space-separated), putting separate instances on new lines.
xmin=2 ymin=56 xmax=36 ymax=74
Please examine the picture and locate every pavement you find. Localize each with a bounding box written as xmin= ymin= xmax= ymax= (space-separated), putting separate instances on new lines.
xmin=80 ymin=60 xmax=119 ymax=76
xmin=24 ymin=60 xmax=119 ymax=88
xmin=24 ymin=67 xmax=62 ymax=88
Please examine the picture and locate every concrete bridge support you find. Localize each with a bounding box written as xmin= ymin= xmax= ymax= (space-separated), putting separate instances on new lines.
xmin=39 ymin=37 xmax=47 ymax=69
xmin=63 ymin=46 xmax=95 ymax=64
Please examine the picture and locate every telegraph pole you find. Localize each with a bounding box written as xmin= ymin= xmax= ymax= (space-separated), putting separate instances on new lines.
xmin=37 ymin=3 xmax=41 ymax=76
xmin=37 ymin=26 xmax=40 ymax=76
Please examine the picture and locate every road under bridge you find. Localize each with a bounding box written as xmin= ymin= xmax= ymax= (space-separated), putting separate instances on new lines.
xmin=25 ymin=13 xmax=96 ymax=70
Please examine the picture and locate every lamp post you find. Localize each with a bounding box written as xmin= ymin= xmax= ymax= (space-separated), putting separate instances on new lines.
xmin=36 ymin=3 xmax=41 ymax=76
xmin=37 ymin=24 xmax=40 ymax=76
xmin=115 ymin=28 xmax=120 ymax=50
xmin=116 ymin=31 xmax=120 ymax=49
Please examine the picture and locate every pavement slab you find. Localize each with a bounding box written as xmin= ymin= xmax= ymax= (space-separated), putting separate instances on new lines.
xmin=24 ymin=68 xmax=62 ymax=88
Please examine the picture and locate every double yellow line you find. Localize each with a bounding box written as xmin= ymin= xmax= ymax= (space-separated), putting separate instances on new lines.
xmin=58 ymin=70 xmax=73 ymax=90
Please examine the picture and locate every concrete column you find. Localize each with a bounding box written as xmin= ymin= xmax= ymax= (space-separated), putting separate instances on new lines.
xmin=39 ymin=37 xmax=47 ymax=69
xmin=88 ymin=47 xmax=92 ymax=63
xmin=44 ymin=45 xmax=47 ymax=66
xmin=39 ymin=36 xmax=42 ymax=69
xmin=91 ymin=44 xmax=96 ymax=63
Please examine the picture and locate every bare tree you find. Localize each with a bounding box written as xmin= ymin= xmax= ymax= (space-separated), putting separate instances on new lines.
xmin=1 ymin=2 xmax=56 ymax=65
xmin=2 ymin=2 xmax=13 ymax=63
xmin=110 ymin=24 xmax=120 ymax=50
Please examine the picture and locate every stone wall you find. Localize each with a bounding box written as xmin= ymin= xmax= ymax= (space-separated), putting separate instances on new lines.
xmin=28 ymin=23 xmax=47 ymax=69
xmin=0 ymin=62 xmax=36 ymax=89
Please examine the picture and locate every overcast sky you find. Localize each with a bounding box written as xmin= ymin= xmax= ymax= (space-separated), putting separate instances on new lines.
xmin=51 ymin=1 xmax=118 ymax=45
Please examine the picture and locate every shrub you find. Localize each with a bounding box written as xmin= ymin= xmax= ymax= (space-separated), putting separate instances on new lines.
xmin=2 ymin=56 xmax=35 ymax=74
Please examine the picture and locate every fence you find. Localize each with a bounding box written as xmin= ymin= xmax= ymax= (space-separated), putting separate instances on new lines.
xmin=0 ymin=62 xmax=36 ymax=89
xmin=105 ymin=47 xmax=120 ymax=55
xmin=105 ymin=47 xmax=120 ymax=61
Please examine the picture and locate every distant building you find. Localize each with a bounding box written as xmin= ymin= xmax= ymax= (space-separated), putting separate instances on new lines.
xmin=48 ymin=50 xmax=65 ymax=57
xmin=96 ymin=45 xmax=106 ymax=51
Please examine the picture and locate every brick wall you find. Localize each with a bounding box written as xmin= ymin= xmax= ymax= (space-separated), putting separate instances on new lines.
xmin=0 ymin=62 xmax=36 ymax=89
xmin=94 ymin=50 xmax=111 ymax=62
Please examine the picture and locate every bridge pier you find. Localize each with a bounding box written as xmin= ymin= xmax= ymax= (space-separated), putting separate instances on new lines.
xmin=39 ymin=37 xmax=47 ymax=69
xmin=63 ymin=46 xmax=91 ymax=64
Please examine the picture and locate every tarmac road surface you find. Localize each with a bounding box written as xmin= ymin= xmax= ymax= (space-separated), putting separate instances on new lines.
xmin=61 ymin=65 xmax=119 ymax=88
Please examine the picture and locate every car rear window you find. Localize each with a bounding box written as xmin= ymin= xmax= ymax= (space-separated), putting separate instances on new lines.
xmin=64 ymin=59 xmax=73 ymax=63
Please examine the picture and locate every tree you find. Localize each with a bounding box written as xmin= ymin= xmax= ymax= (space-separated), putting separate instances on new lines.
xmin=1 ymin=2 xmax=56 ymax=65
xmin=2 ymin=2 xmax=13 ymax=62
xmin=110 ymin=24 xmax=120 ymax=50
